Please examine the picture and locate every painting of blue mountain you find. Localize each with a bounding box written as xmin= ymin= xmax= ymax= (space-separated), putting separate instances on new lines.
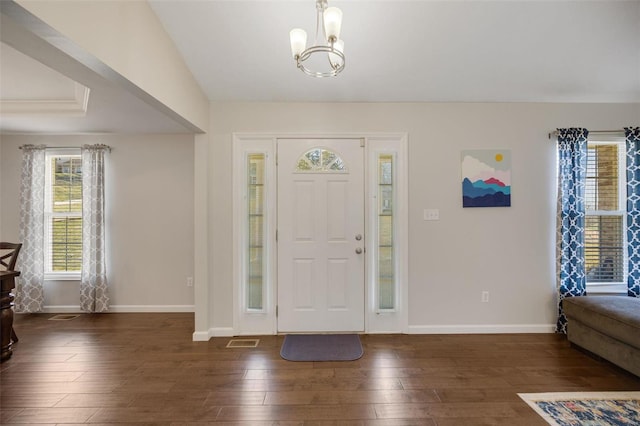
xmin=461 ymin=150 xmax=511 ymax=207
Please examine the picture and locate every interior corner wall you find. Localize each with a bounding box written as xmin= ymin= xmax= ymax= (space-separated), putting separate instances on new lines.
xmin=0 ymin=134 xmax=195 ymax=312
xmin=193 ymin=133 xmax=210 ymax=338
xmin=204 ymin=101 xmax=640 ymax=334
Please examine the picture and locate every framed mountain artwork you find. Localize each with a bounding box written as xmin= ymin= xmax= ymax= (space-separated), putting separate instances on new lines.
xmin=461 ymin=150 xmax=511 ymax=207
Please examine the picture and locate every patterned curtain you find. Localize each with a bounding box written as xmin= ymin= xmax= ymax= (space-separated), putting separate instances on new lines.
xmin=15 ymin=145 xmax=46 ymax=313
xmin=626 ymin=127 xmax=640 ymax=298
xmin=556 ymin=128 xmax=588 ymax=333
xmin=80 ymin=144 xmax=109 ymax=312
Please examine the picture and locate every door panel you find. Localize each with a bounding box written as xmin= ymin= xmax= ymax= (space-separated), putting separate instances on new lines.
xmin=277 ymin=139 xmax=364 ymax=332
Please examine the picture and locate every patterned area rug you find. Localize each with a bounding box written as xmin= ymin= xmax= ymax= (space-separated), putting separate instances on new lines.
xmin=518 ymin=392 xmax=640 ymax=426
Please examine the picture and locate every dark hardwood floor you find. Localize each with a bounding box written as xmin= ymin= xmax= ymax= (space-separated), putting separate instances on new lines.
xmin=1 ymin=313 xmax=639 ymax=425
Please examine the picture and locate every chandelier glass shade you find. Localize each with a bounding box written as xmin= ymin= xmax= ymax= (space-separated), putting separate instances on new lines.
xmin=290 ymin=0 xmax=345 ymax=78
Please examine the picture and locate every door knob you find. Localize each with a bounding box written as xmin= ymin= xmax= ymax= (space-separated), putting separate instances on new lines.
xmin=355 ymin=234 xmax=362 ymax=241
xmin=355 ymin=248 xmax=363 ymax=254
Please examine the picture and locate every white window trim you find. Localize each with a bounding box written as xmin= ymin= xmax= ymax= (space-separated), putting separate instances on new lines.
xmin=45 ymin=272 xmax=81 ymax=281
xmin=585 ymin=138 xmax=627 ymax=294
xmin=232 ymin=136 xmax=277 ymax=335
xmin=44 ymin=150 xmax=82 ymax=281
xmin=366 ymin=136 xmax=408 ymax=333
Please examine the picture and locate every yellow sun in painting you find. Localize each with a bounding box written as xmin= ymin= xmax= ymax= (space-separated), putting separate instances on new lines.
xmin=495 ymin=153 xmax=504 ymax=162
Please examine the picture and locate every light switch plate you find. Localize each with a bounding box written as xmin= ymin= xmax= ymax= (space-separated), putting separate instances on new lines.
xmin=423 ymin=209 xmax=439 ymax=221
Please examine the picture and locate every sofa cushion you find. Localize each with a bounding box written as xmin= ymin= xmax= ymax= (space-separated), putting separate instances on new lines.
xmin=563 ymin=296 xmax=640 ymax=349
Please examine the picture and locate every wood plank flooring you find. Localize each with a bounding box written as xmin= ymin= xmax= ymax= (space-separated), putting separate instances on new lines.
xmin=1 ymin=313 xmax=639 ymax=425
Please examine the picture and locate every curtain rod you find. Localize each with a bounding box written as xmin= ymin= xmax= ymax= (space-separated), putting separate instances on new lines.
xmin=547 ymin=129 xmax=625 ymax=140
xmin=19 ymin=144 xmax=112 ymax=151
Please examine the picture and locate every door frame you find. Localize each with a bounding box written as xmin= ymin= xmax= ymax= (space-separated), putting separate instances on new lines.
xmin=232 ymin=133 xmax=408 ymax=335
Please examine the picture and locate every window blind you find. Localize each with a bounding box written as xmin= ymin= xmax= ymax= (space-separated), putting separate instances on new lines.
xmin=45 ymin=155 xmax=82 ymax=273
xmin=585 ymin=144 xmax=624 ymax=283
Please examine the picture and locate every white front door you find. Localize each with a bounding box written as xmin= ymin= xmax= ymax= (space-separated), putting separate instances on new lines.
xmin=277 ymin=138 xmax=365 ymax=332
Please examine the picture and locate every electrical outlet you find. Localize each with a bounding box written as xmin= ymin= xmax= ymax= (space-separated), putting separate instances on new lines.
xmin=481 ymin=291 xmax=489 ymax=303
xmin=187 ymin=277 xmax=194 ymax=287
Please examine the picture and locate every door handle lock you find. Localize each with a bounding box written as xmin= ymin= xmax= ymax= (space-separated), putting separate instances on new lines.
xmin=355 ymin=247 xmax=363 ymax=254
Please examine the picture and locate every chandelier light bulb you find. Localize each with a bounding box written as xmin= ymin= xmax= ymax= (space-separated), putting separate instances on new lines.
xmin=323 ymin=7 xmax=342 ymax=41
xmin=329 ymin=39 xmax=344 ymax=68
xmin=290 ymin=29 xmax=307 ymax=58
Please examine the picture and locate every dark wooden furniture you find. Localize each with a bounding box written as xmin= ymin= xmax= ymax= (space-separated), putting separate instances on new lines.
xmin=1 ymin=270 xmax=20 ymax=362
xmin=0 ymin=242 xmax=22 ymax=270
xmin=0 ymin=242 xmax=22 ymax=345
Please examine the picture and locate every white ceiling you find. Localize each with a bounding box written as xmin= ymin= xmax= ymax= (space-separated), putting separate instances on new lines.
xmin=149 ymin=0 xmax=640 ymax=103
xmin=1 ymin=1 xmax=639 ymax=135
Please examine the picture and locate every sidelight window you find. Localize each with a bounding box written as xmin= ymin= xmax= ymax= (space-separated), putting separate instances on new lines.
xmin=377 ymin=154 xmax=395 ymax=310
xmin=247 ymin=154 xmax=265 ymax=310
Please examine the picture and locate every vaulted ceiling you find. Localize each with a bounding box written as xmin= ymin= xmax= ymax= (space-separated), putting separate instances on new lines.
xmin=149 ymin=0 xmax=640 ymax=103
xmin=1 ymin=1 xmax=639 ymax=134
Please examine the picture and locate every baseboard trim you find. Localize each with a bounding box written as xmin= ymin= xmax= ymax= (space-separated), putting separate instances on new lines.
xmin=192 ymin=324 xmax=556 ymax=340
xmin=40 ymin=305 xmax=195 ymax=313
xmin=192 ymin=331 xmax=211 ymax=341
xmin=210 ymin=327 xmax=235 ymax=337
xmin=192 ymin=327 xmax=235 ymax=341
xmin=408 ymin=324 xmax=556 ymax=334
xmin=109 ymin=305 xmax=195 ymax=313
xmin=41 ymin=305 xmax=82 ymax=313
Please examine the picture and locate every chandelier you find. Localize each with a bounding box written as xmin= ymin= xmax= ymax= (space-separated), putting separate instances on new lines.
xmin=289 ymin=0 xmax=345 ymax=78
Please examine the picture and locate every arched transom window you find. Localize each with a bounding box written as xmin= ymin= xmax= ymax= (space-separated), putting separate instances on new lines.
xmin=295 ymin=147 xmax=346 ymax=172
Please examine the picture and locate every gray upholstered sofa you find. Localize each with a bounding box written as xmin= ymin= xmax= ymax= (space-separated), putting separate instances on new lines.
xmin=563 ymin=295 xmax=640 ymax=377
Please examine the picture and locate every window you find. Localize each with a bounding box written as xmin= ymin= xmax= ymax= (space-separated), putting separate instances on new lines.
xmin=366 ymin=136 xmax=408 ymax=332
xmin=44 ymin=152 xmax=82 ymax=278
xmin=377 ymin=154 xmax=395 ymax=310
xmin=585 ymin=141 xmax=626 ymax=290
xmin=247 ymin=153 xmax=265 ymax=310
xmin=295 ymin=148 xmax=345 ymax=172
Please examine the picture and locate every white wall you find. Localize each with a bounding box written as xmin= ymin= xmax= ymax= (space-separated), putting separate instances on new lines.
xmin=0 ymin=134 xmax=195 ymax=312
xmin=200 ymin=102 xmax=640 ymax=335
